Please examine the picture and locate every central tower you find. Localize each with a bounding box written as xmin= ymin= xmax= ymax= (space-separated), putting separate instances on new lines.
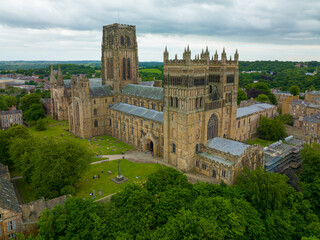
xmin=163 ymin=46 xmax=239 ymax=171
xmin=101 ymin=23 xmax=139 ymax=93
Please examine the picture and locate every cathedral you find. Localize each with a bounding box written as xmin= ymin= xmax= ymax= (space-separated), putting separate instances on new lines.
xmin=50 ymin=23 xmax=276 ymax=184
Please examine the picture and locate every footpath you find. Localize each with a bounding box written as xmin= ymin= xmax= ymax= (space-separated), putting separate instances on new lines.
xmin=92 ymin=150 xmax=220 ymax=184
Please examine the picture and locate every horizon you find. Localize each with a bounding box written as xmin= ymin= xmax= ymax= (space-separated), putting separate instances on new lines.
xmin=1 ymin=0 xmax=320 ymax=61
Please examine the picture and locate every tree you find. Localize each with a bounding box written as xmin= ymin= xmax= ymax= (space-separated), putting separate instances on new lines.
xmin=237 ymin=89 xmax=248 ymax=105
xmin=276 ymin=114 xmax=294 ymax=126
xmin=20 ymin=93 xmax=41 ymax=111
xmin=24 ymin=104 xmax=45 ymax=121
xmin=290 ymin=85 xmax=301 ymax=96
xmin=10 ymin=137 xmax=91 ymax=198
xmin=36 ymin=198 xmax=112 ymax=240
xmin=256 ymin=94 xmax=270 ymax=103
xmin=236 ymin=168 xmax=294 ymax=212
xmin=0 ymin=125 xmax=30 ymax=166
xmin=35 ymin=118 xmax=48 ymax=131
xmin=300 ymin=143 xmax=320 ymax=183
xmin=0 ymin=99 xmax=8 ymax=111
xmin=257 ymin=116 xmax=287 ymax=141
xmin=146 ymin=167 xmax=192 ymax=194
xmin=3 ymin=95 xmax=17 ymax=107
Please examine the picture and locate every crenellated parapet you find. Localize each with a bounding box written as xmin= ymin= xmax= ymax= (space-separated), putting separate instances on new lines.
xmin=164 ymin=46 xmax=239 ymax=66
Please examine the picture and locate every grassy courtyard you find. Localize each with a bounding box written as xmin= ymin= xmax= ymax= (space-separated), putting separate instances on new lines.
xmin=29 ymin=117 xmax=133 ymax=155
xmin=76 ymin=159 xmax=161 ymax=200
xmin=247 ymin=138 xmax=275 ymax=147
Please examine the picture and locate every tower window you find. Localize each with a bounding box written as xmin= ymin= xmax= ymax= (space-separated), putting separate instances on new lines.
xmin=123 ymin=58 xmax=126 ymax=80
xmin=222 ymin=170 xmax=226 ymax=178
xmin=94 ymin=100 xmax=96 ymax=104
xmin=175 ymin=98 xmax=179 ymax=108
xmin=140 ymin=129 xmax=143 ymax=137
xmin=123 ymin=123 xmax=126 ymax=131
xmin=109 ymin=119 xmax=112 ymax=126
xmin=202 ymin=164 xmax=207 ymax=170
xmin=127 ymin=58 xmax=131 ymax=80
xmin=131 ymin=126 xmax=134 ymax=134
xmin=94 ymin=120 xmax=98 ymax=128
xmin=121 ymin=36 xmax=125 ymax=46
xmin=170 ymin=97 xmax=173 ymax=107
xmin=172 ymin=143 xmax=176 ymax=153
xmin=94 ymin=109 xmax=97 ymax=115
xmin=152 ymin=103 xmax=156 ymax=110
xmin=195 ymin=144 xmax=199 ymax=153
xmin=141 ymin=101 xmax=144 ymax=107
xmin=134 ymin=100 xmax=137 ymax=105
xmin=126 ymin=36 xmax=130 ymax=46
xmin=238 ymin=121 xmax=240 ymax=128
xmin=116 ymin=121 xmax=118 ymax=129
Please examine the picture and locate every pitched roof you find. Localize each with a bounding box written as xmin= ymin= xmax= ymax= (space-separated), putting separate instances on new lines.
xmin=0 ymin=177 xmax=21 ymax=213
xmin=206 ymin=137 xmax=250 ymax=156
xmin=110 ymin=102 xmax=163 ymax=123
xmin=198 ymin=152 xmax=235 ymax=167
xmin=89 ymin=85 xmax=113 ymax=98
xmin=0 ymin=110 xmax=22 ymax=115
xmin=303 ymin=113 xmax=320 ymax=123
xmin=236 ymin=103 xmax=275 ymax=118
xmin=63 ymin=78 xmax=103 ymax=89
xmin=122 ymin=84 xmax=163 ymax=101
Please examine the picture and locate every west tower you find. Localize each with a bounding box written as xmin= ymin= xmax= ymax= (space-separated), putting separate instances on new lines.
xmin=163 ymin=46 xmax=239 ymax=171
xmin=101 ymin=23 xmax=139 ymax=93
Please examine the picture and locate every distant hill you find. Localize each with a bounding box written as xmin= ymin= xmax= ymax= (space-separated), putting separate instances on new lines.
xmin=0 ymin=61 xmax=163 ymax=71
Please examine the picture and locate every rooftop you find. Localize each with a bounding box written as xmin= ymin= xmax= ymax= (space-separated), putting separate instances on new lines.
xmin=198 ymin=152 xmax=235 ymax=167
xmin=309 ymin=90 xmax=320 ymax=95
xmin=122 ymin=84 xmax=163 ymax=101
xmin=0 ymin=109 xmax=22 ymax=115
xmin=110 ymin=102 xmax=163 ymax=123
xmin=0 ymin=177 xmax=21 ymax=213
xmin=206 ymin=137 xmax=250 ymax=156
xmin=89 ymin=85 xmax=113 ymax=98
xmin=236 ymin=103 xmax=275 ymax=118
xmin=303 ymin=113 xmax=320 ymax=123
xmin=63 ymin=78 xmax=103 ymax=89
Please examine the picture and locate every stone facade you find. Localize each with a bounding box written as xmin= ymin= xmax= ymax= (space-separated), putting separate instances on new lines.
xmin=50 ymin=23 xmax=274 ymax=184
xmin=0 ymin=170 xmax=22 ymax=240
xmin=0 ymin=110 xmax=23 ymax=129
xmin=235 ymin=104 xmax=277 ymax=141
xmin=294 ymin=113 xmax=320 ymax=143
xmin=289 ymin=99 xmax=320 ymax=118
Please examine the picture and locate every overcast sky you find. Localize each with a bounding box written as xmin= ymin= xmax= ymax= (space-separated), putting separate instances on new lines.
xmin=0 ymin=0 xmax=319 ymax=61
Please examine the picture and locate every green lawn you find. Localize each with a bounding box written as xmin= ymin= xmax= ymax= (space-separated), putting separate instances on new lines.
xmin=247 ymin=138 xmax=275 ymax=147
xmin=29 ymin=117 xmax=133 ymax=155
xmin=75 ymin=160 xmax=162 ymax=200
xmin=139 ymin=68 xmax=162 ymax=74
xmin=16 ymin=179 xmax=38 ymax=203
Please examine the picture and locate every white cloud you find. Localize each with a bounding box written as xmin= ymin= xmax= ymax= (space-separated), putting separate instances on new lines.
xmin=0 ymin=0 xmax=319 ymax=60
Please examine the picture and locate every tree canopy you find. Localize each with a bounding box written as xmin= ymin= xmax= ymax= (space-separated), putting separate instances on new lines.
xmin=290 ymin=85 xmax=301 ymax=96
xmin=257 ymin=116 xmax=287 ymax=141
xmin=237 ymin=89 xmax=248 ymax=104
xmin=30 ymin=167 xmax=320 ymax=240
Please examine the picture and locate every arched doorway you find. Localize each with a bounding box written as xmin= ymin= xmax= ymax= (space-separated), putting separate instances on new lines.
xmin=207 ymin=114 xmax=218 ymax=140
xmin=212 ymin=169 xmax=216 ymax=178
xmin=146 ymin=140 xmax=154 ymax=152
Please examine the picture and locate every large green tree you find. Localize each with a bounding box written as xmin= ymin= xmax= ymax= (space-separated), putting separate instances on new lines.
xmin=256 ymin=94 xmax=270 ymax=103
xmin=10 ymin=137 xmax=91 ymax=198
xmin=20 ymin=93 xmax=41 ymax=111
xmin=289 ymin=85 xmax=301 ymax=96
xmin=24 ymin=103 xmax=45 ymax=121
xmin=237 ymin=89 xmax=248 ymax=104
xmin=257 ymin=116 xmax=287 ymax=141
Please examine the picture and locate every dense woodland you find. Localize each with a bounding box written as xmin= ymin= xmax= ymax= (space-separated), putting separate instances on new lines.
xmin=17 ymin=150 xmax=320 ymax=239
xmin=1 ymin=61 xmax=319 ymax=91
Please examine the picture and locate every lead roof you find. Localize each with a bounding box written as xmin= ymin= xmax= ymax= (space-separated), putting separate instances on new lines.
xmin=122 ymin=84 xmax=163 ymax=101
xmin=110 ymin=102 xmax=163 ymax=123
